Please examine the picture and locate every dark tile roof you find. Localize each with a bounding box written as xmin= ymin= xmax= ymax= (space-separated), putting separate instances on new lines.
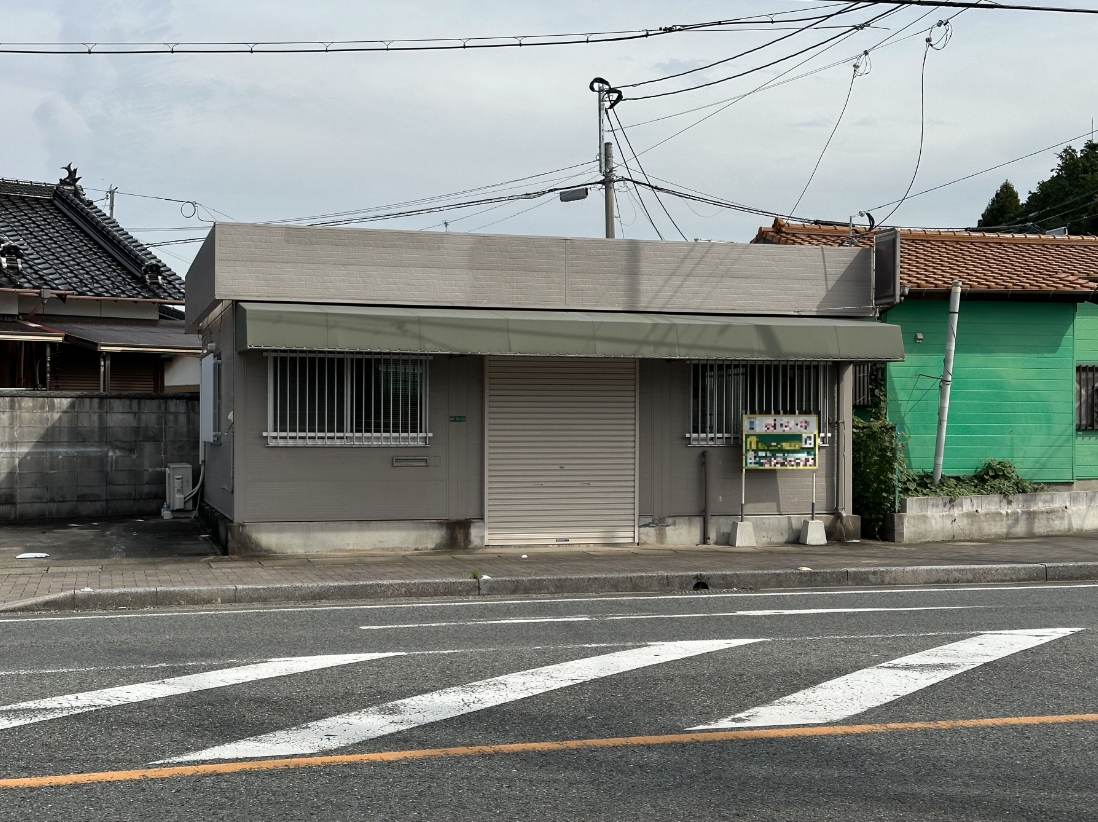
xmin=0 ymin=178 xmax=185 ymax=301
xmin=37 ymin=317 xmax=200 ymax=353
xmin=752 ymin=219 xmax=1098 ymax=295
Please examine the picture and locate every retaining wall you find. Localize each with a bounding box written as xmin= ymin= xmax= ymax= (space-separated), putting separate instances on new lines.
xmin=0 ymin=391 xmax=199 ymax=520
xmin=888 ymin=491 xmax=1098 ymax=543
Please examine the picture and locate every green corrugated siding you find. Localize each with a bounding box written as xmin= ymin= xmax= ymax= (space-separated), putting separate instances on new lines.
xmin=884 ymin=300 xmax=1074 ymax=482
xmin=1074 ymin=303 xmax=1098 ymax=478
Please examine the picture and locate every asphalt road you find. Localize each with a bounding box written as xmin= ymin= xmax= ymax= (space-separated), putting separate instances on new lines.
xmin=1 ymin=583 xmax=1096 ymax=821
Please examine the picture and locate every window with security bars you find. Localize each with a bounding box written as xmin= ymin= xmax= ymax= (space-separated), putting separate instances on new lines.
xmin=853 ymin=362 xmax=884 ymax=409
xmin=689 ymin=361 xmax=833 ymax=446
xmin=266 ymin=352 xmax=430 ymax=446
xmin=1077 ymin=365 xmax=1098 ymax=431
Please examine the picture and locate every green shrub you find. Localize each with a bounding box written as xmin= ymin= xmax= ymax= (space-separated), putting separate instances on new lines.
xmin=853 ymin=411 xmax=1042 ymax=539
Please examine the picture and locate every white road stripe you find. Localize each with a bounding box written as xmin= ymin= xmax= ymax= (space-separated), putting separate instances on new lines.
xmin=689 ymin=628 xmax=1079 ymax=730
xmin=3 ymin=584 xmax=1095 ymax=624
xmin=0 ymin=653 xmax=403 ymax=731
xmin=358 ymin=606 xmax=979 ymax=631
xmin=160 ymin=639 xmax=764 ymax=763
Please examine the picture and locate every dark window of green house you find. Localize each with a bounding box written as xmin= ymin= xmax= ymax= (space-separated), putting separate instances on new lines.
xmin=1077 ymin=365 xmax=1098 ymax=431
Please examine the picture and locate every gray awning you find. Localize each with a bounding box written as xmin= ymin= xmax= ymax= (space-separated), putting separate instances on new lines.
xmin=236 ymin=302 xmax=904 ymax=361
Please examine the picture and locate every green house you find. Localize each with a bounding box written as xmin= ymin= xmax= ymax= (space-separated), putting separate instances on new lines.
xmin=755 ymin=220 xmax=1098 ymax=485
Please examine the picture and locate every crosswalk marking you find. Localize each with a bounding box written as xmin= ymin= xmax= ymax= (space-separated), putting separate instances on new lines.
xmin=358 ymin=606 xmax=980 ymax=631
xmin=688 ymin=628 xmax=1078 ymax=730
xmin=0 ymin=653 xmax=404 ymax=731
xmin=159 ymin=639 xmax=765 ymax=763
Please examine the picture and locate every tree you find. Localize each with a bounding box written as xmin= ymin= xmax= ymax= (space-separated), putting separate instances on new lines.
xmin=977 ymin=180 xmax=1021 ymax=228
xmin=1017 ymin=141 xmax=1098 ymax=235
xmin=978 ymin=140 xmax=1098 ymax=234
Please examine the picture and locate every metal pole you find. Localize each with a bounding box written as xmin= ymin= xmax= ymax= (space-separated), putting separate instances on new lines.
xmin=812 ymin=470 xmax=817 ymax=520
xmin=603 ymin=141 xmax=615 ymax=239
xmin=932 ymin=280 xmax=962 ymax=484
xmin=108 ymin=186 xmax=116 ymax=219
xmin=741 ymin=464 xmax=746 ymax=522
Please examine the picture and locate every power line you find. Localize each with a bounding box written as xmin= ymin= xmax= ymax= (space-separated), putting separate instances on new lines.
xmin=618 ymin=2 xmax=865 ymax=90
xmin=872 ymin=20 xmax=952 ymax=225
xmin=611 ymin=110 xmax=688 ymax=240
xmin=0 ymin=8 xmax=859 ymax=55
xmin=609 ymin=122 xmax=665 ymax=239
xmin=268 ymin=161 xmax=597 ymax=225
xmin=790 ymin=52 xmax=869 ymax=214
xmin=869 ymin=129 xmax=1098 ymax=209
xmin=625 ymin=6 xmax=898 ymax=102
xmin=837 ymin=0 xmax=1098 ymax=15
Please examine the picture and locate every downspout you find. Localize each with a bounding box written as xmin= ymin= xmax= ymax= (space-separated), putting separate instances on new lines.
xmin=932 ymin=281 xmax=962 ymax=484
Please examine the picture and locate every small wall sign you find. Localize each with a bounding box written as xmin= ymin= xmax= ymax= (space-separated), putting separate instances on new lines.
xmin=449 ymin=415 xmax=466 ymax=422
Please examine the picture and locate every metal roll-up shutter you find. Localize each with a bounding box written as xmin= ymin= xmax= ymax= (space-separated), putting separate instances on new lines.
xmin=486 ymin=356 xmax=637 ymax=545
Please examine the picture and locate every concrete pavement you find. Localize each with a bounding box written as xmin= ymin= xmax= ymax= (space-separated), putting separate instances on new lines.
xmin=6 ymin=517 xmax=1098 ymax=611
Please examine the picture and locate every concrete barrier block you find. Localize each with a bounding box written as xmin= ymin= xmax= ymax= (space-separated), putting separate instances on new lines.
xmin=799 ymin=519 xmax=827 ymax=545
xmin=847 ymin=564 xmax=1045 ymax=587
xmin=730 ymin=521 xmax=756 ymax=547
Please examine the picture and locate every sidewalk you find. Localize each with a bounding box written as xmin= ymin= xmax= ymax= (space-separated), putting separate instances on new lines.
xmin=4 ymin=517 xmax=1098 ymax=612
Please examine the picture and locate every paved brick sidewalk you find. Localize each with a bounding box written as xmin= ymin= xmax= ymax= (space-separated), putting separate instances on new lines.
xmin=5 ymin=526 xmax=1098 ymax=609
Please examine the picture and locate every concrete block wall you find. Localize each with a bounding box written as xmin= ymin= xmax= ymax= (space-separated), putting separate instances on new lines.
xmin=888 ymin=491 xmax=1098 ymax=543
xmin=0 ymin=392 xmax=199 ymax=520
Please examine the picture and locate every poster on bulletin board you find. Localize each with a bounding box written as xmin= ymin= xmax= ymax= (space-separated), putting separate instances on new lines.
xmin=743 ymin=415 xmax=818 ymax=469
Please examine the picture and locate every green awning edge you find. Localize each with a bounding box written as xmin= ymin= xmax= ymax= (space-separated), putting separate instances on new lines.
xmin=235 ymin=302 xmax=904 ymax=361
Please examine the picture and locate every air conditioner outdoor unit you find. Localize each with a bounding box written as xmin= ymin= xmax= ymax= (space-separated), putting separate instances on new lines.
xmin=165 ymin=463 xmax=194 ymax=512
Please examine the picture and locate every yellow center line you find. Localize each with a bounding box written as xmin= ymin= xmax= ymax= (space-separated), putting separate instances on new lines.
xmin=4 ymin=712 xmax=1098 ymax=790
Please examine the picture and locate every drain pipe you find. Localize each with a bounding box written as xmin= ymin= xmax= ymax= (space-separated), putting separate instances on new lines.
xmin=932 ymin=281 xmax=962 ymax=484
xmin=701 ymin=450 xmax=712 ymax=544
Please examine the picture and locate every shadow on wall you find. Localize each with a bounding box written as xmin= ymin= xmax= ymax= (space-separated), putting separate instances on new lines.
xmin=0 ymin=392 xmax=199 ymax=520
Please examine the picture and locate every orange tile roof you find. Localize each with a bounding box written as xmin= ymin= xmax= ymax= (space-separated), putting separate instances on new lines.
xmin=752 ymin=219 xmax=1098 ymax=296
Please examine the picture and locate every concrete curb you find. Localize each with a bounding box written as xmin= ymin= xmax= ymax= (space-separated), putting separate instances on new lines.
xmin=2 ymin=562 xmax=1097 ymax=613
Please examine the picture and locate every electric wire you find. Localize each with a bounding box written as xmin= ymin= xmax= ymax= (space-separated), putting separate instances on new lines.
xmin=618 ymin=2 xmax=866 ymax=89
xmin=869 ymin=129 xmax=1098 ymax=210
xmin=611 ymin=109 xmax=688 ymax=240
xmin=828 ymin=0 xmax=1098 ymax=15
xmin=789 ymin=51 xmax=869 ymax=214
xmin=0 ymin=8 xmax=861 ymax=55
xmin=871 ymin=20 xmax=952 ymax=226
xmin=625 ymin=6 xmax=899 ymax=102
xmin=609 ymin=122 xmax=665 ymax=239
xmin=620 ymin=4 xmax=914 ymax=160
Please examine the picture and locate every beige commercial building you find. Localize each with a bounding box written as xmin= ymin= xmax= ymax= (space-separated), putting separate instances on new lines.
xmin=185 ymin=224 xmax=902 ymax=554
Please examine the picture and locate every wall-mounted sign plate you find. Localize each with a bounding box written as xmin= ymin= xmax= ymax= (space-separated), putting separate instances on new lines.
xmin=449 ymin=415 xmax=466 ymax=422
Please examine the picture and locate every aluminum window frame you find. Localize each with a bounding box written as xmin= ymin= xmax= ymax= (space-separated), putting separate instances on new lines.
xmin=265 ymin=351 xmax=432 ymax=446
xmin=688 ymin=360 xmax=835 ymax=446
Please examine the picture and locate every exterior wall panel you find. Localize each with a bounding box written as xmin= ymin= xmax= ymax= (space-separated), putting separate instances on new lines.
xmin=1074 ymin=303 xmax=1098 ymax=478
xmin=885 ymin=300 xmax=1074 ymax=482
xmin=193 ymin=224 xmax=871 ymax=322
xmin=638 ymin=360 xmax=836 ymax=521
xmin=236 ymin=353 xmax=483 ymax=523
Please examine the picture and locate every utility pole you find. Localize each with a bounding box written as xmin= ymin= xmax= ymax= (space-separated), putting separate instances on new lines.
xmin=590 ymin=77 xmax=621 ymax=239
xmin=932 ymin=281 xmax=962 ymax=484
xmin=603 ymin=141 xmax=615 ymax=239
xmin=108 ymin=185 xmax=117 ymax=219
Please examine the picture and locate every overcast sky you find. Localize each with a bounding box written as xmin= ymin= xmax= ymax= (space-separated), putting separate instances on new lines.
xmin=4 ymin=0 xmax=1098 ymax=273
